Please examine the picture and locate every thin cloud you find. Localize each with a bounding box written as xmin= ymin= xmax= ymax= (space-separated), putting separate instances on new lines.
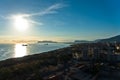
xmin=29 ymin=20 xmax=43 ymax=25
xmin=0 ymin=3 xmax=67 ymax=25
xmin=24 ymin=3 xmax=66 ymax=17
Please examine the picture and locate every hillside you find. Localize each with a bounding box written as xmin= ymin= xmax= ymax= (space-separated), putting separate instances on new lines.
xmin=99 ymin=35 xmax=120 ymax=43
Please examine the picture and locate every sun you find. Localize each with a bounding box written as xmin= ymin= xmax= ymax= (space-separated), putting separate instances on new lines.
xmin=13 ymin=15 xmax=29 ymax=31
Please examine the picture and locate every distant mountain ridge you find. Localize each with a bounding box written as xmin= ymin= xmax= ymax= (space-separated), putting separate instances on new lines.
xmin=72 ymin=35 xmax=120 ymax=44
xmin=97 ymin=35 xmax=120 ymax=43
xmin=74 ymin=40 xmax=91 ymax=43
xmin=37 ymin=40 xmax=57 ymax=43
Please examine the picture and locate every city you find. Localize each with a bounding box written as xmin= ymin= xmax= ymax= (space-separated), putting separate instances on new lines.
xmin=0 ymin=42 xmax=120 ymax=80
xmin=0 ymin=0 xmax=120 ymax=80
xmin=43 ymin=42 xmax=120 ymax=80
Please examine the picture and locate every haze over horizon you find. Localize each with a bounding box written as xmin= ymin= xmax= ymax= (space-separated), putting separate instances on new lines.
xmin=0 ymin=0 xmax=120 ymax=42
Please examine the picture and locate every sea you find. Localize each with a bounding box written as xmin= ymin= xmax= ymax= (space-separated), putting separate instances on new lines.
xmin=0 ymin=43 xmax=70 ymax=61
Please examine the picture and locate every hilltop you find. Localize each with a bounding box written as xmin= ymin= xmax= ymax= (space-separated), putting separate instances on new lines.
xmin=98 ymin=35 xmax=120 ymax=43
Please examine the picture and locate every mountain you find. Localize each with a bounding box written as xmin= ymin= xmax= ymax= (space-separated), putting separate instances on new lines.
xmin=74 ymin=40 xmax=91 ymax=43
xmin=37 ymin=40 xmax=57 ymax=43
xmin=98 ymin=35 xmax=120 ymax=43
xmin=65 ymin=35 xmax=120 ymax=44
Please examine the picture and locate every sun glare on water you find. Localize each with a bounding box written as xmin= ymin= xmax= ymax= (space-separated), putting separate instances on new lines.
xmin=13 ymin=15 xmax=29 ymax=31
xmin=14 ymin=44 xmax=27 ymax=57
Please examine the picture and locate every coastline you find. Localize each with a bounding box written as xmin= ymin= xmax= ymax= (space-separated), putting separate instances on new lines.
xmin=0 ymin=43 xmax=120 ymax=80
xmin=0 ymin=43 xmax=70 ymax=61
xmin=0 ymin=45 xmax=73 ymax=80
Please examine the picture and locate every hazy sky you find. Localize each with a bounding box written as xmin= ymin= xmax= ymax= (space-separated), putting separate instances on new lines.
xmin=0 ymin=0 xmax=120 ymax=41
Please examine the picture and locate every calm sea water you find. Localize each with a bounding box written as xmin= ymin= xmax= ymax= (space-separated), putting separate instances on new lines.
xmin=0 ymin=43 xmax=70 ymax=61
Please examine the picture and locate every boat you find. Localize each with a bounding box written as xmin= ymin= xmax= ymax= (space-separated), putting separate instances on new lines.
xmin=22 ymin=44 xmax=28 ymax=46
xmin=44 ymin=43 xmax=48 ymax=45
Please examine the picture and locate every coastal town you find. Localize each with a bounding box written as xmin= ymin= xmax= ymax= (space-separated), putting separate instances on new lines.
xmin=42 ymin=42 xmax=120 ymax=80
xmin=0 ymin=0 xmax=120 ymax=80
xmin=0 ymin=42 xmax=120 ymax=80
